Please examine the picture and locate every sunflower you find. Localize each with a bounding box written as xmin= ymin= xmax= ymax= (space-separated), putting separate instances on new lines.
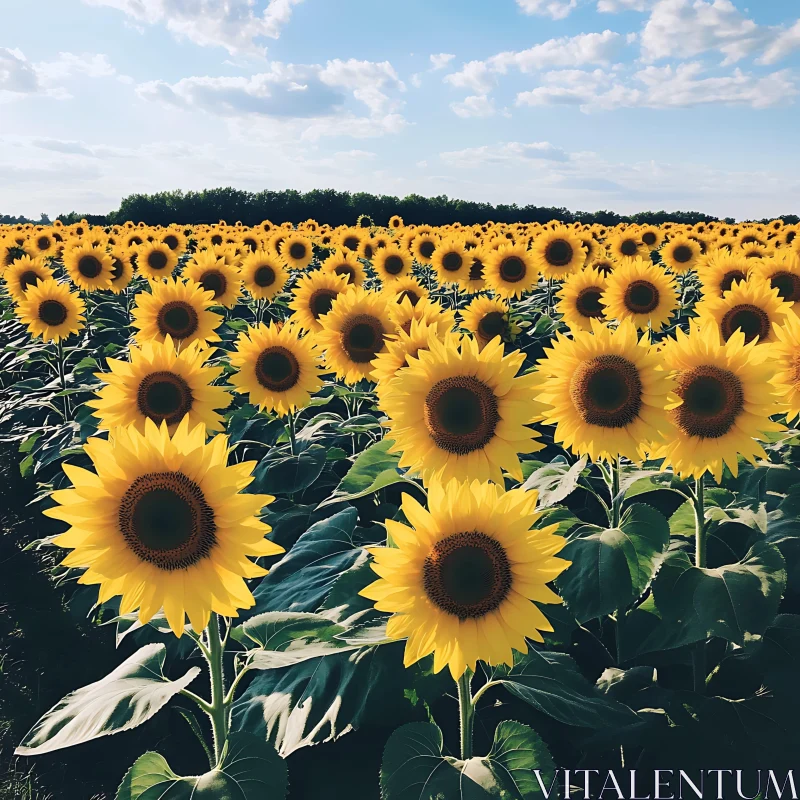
xmin=607 ymin=231 xmax=645 ymax=262
xmin=46 ymin=418 xmax=283 ymax=636
xmin=360 ymin=478 xmax=569 ymax=678
xmin=240 ymin=250 xmax=288 ymax=301
xmin=556 ymin=267 xmax=608 ymax=332
xmin=338 ymin=229 xmax=364 ymax=255
xmin=739 ymin=242 xmax=772 ymax=260
xmin=371 ymin=320 xmax=447 ymax=393
xmin=316 ymin=287 xmax=394 ymax=384
xmin=697 ymin=251 xmax=752 ymax=299
xmin=88 ymin=337 xmax=230 ymax=434
xmin=238 ymin=231 xmax=263 ymax=254
xmin=288 ymin=270 xmax=350 ymax=332
xmin=3 ymin=255 xmax=55 ymax=301
xmin=601 ymin=259 xmax=678 ymax=332
xmin=696 ymin=278 xmax=791 ymax=345
xmin=373 ymin=244 xmax=412 ymax=283
xmin=184 ymin=251 xmax=242 ymax=309
xmin=588 ymin=255 xmax=617 ymax=276
xmin=131 ymin=278 xmax=223 ymax=349
xmin=162 ymin=229 xmax=188 ymax=254
xmin=530 ymin=227 xmax=586 ymax=279
xmin=136 ymin=241 xmax=179 ymax=280
xmin=229 ymin=321 xmax=323 ymax=416
xmin=652 ymin=321 xmax=782 ymax=481
xmin=458 ymin=247 xmax=490 ymax=293
xmin=639 ymin=226 xmax=664 ymax=251
xmin=661 ymin=236 xmax=702 ymax=274
xmin=380 ymin=335 xmax=543 ymax=485
xmin=28 ymin=230 xmax=56 ymax=257
xmin=772 ymin=313 xmax=800 ymax=422
xmin=753 ymin=253 xmax=800 ymax=307
xmin=389 ymin=215 xmax=404 ymax=230
xmin=63 ymin=244 xmax=114 ymax=291
xmin=108 ymin=249 xmax=134 ymax=293
xmin=484 ymin=243 xmax=538 ymax=298
xmin=411 ymin=232 xmax=438 ymax=264
xmin=390 ymin=296 xmax=455 ymax=337
xmin=383 ymin=275 xmax=429 ymax=308
xmin=460 ymin=296 xmax=516 ymax=349
xmin=321 ymin=250 xmax=366 ymax=287
xmin=15 ymin=280 xmax=85 ymax=343
xmin=431 ymin=238 xmax=470 ymax=285
xmin=534 ymin=319 xmax=672 ymax=463
xmin=280 ymin=233 xmax=314 ymax=270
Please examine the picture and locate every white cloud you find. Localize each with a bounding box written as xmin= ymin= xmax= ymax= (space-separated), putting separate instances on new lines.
xmin=429 ymin=53 xmax=456 ymax=70
xmin=516 ymin=0 xmax=578 ymax=20
xmin=444 ymin=60 xmax=494 ymax=94
xmin=516 ymin=62 xmax=797 ymax=112
xmin=441 ymin=140 xmax=570 ymax=167
xmin=319 ymin=59 xmax=405 ymax=116
xmin=82 ymin=0 xmax=304 ymax=55
xmin=760 ymin=19 xmax=800 ymax=65
xmin=597 ymin=0 xmax=653 ymax=11
xmin=0 ymin=48 xmax=40 ymax=98
xmin=450 ymin=94 xmax=496 ymax=118
xmin=640 ymin=0 xmax=770 ymax=65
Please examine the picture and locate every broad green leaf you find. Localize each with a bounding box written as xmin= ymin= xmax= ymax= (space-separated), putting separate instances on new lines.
xmin=239 ymin=611 xmax=347 ymax=650
xmin=16 ymin=643 xmax=200 ymax=755
xmin=493 ymin=649 xmax=639 ymax=729
xmin=318 ymin=439 xmax=418 ymax=508
xmin=250 ymin=444 xmax=327 ymax=495
xmin=555 ymin=503 xmax=670 ymax=622
xmin=380 ymin=720 xmax=556 ymax=800
xmin=116 ymin=733 xmax=287 ymax=799
xmin=654 ymin=540 xmax=787 ymax=646
xmin=521 ymin=456 xmax=588 ymax=508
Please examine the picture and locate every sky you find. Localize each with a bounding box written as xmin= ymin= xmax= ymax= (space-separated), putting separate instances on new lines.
xmin=1 ymin=0 xmax=799 ymax=220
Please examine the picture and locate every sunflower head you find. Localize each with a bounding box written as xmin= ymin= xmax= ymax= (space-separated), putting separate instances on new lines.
xmin=484 ymin=243 xmax=538 ymax=299
xmin=661 ymin=236 xmax=702 ymax=274
xmin=15 ymin=279 xmax=86 ymax=343
xmin=531 ymin=227 xmax=587 ymax=279
xmin=240 ymin=250 xmax=288 ymax=301
xmin=321 ymin=249 xmax=366 ymax=287
xmin=608 ymin=231 xmax=646 ymax=263
xmin=697 ymin=250 xmax=752 ymax=299
xmin=63 ymin=244 xmax=114 ymax=291
xmin=280 ymin=233 xmax=314 ymax=270
xmin=460 ymin=295 xmax=516 ymax=348
xmin=753 ymin=253 xmax=800 ymax=306
xmin=288 ymin=269 xmax=350 ymax=332
xmin=431 ymin=237 xmax=470 ymax=285
xmin=601 ymin=258 xmax=678 ymax=332
xmin=360 ymin=479 xmax=570 ymax=678
xmin=135 ymin=241 xmax=179 ymax=281
xmin=184 ymin=251 xmax=242 ymax=309
xmin=108 ymin=249 xmax=134 ymax=294
xmin=557 ymin=267 xmax=608 ymax=332
xmin=389 ymin=295 xmax=455 ymax=338
xmin=373 ymin=244 xmax=412 ymax=283
xmin=3 ymin=255 xmax=55 ymax=302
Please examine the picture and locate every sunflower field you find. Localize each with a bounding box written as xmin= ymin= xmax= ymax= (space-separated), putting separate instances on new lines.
xmin=2 ymin=215 xmax=800 ymax=799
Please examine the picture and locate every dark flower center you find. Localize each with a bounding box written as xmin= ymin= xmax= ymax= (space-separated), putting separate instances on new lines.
xmin=419 ymin=240 xmax=435 ymax=259
xmin=442 ymin=252 xmax=463 ymax=272
xmin=770 ymin=271 xmax=800 ymax=302
xmin=672 ymin=245 xmax=693 ymax=264
xmin=477 ymin=311 xmax=506 ymax=341
xmin=255 ymin=346 xmax=300 ymax=392
xmin=19 ymin=270 xmax=41 ymax=291
xmin=570 ymin=354 xmax=643 ymax=428
xmin=545 ymin=240 xmax=573 ymax=267
xmin=243 ymin=238 xmax=258 ymax=252
xmin=343 ymin=236 xmax=360 ymax=251
xmin=157 ymin=301 xmax=199 ymax=340
xmin=384 ymin=255 xmax=405 ymax=275
xmin=673 ymin=365 xmax=744 ymax=439
xmin=340 ymin=314 xmax=385 ymax=362
xmin=38 ymin=299 xmax=68 ymax=326
xmin=254 ymin=265 xmax=276 ymax=287
xmin=137 ymin=371 xmax=193 ymax=426
xmin=423 ymin=531 xmax=512 ymax=619
xmin=37 ymin=236 xmax=51 ymax=250
xmin=721 ymin=304 xmax=771 ymax=344
xmin=164 ymin=235 xmax=179 ymax=250
xmin=575 ymin=287 xmax=605 ymax=318
xmin=397 ymin=289 xmax=420 ymax=307
xmin=309 ymin=289 xmax=337 ymax=319
xmin=469 ymin=258 xmax=485 ymax=281
xmin=119 ymin=472 xmax=216 ymax=571
xmin=499 ymin=256 xmax=525 ymax=283
xmin=624 ymin=280 xmax=659 ymax=314
xmin=720 ymin=270 xmax=746 ymax=293
xmin=424 ymin=376 xmax=499 ymax=454
xmin=111 ymin=258 xmax=126 ymax=281
xmin=289 ymin=242 xmax=307 ymax=260
xmin=334 ymin=265 xmax=357 ymax=284
xmin=642 ymin=231 xmax=657 ymax=246
xmin=620 ymin=239 xmax=639 ymax=257
xmin=147 ymin=250 xmax=169 ymax=271
xmin=78 ymin=255 xmax=102 ymax=279
xmin=201 ymin=270 xmax=227 ymax=299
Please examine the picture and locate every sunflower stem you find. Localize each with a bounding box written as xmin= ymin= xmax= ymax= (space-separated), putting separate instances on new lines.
xmin=286 ymin=410 xmax=297 ymax=455
xmin=457 ymin=669 xmax=475 ymax=761
xmin=610 ymin=458 xmax=622 ymax=528
xmin=206 ymin=613 xmax=229 ymax=765
xmin=692 ymin=476 xmax=707 ymax=695
xmin=56 ymin=340 xmax=72 ymax=418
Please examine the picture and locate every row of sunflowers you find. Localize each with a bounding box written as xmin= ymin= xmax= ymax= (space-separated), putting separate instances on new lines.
xmin=2 ymin=214 xmax=800 ymax=798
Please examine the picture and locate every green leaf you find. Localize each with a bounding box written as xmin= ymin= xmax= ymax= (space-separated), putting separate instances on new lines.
xmin=318 ymin=439 xmax=419 ymax=508
xmin=521 ymin=456 xmax=588 ymax=508
xmin=250 ymin=444 xmax=327 ymax=495
xmin=116 ymin=733 xmax=288 ymax=799
xmin=555 ymin=503 xmax=670 ymax=622
xmin=16 ymin=643 xmax=200 ymax=755
xmin=493 ymin=649 xmax=639 ymax=729
xmin=380 ymin=721 xmax=556 ymax=800
xmin=653 ymin=541 xmax=787 ymax=646
xmin=239 ymin=611 xmax=347 ymax=650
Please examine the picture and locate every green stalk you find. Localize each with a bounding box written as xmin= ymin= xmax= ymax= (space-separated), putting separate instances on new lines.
xmin=692 ymin=476 xmax=707 ymax=694
xmin=56 ymin=340 xmax=72 ymax=418
xmin=207 ymin=614 xmax=228 ymax=765
xmin=610 ymin=457 xmax=622 ymax=528
xmin=286 ymin=410 xmax=297 ymax=455
xmin=457 ymin=669 xmax=475 ymax=760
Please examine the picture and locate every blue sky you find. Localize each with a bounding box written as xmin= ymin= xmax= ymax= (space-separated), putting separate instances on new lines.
xmin=1 ymin=0 xmax=799 ymax=220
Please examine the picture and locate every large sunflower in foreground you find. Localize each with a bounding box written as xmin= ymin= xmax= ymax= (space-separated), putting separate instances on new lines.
xmin=131 ymin=278 xmax=222 ymax=348
xmin=15 ymin=279 xmax=85 ymax=342
xmin=317 ymin=286 xmax=394 ymax=384
xmin=695 ymin=278 xmax=791 ymax=345
xmin=135 ymin=242 xmax=179 ymax=281
xmin=46 ymin=418 xmax=283 ymax=636
xmin=229 ymin=321 xmax=323 ymax=416
xmin=3 ymin=255 xmax=55 ymax=301
xmin=360 ymin=479 xmax=570 ymax=678
xmin=530 ymin=227 xmax=585 ymax=279
xmin=651 ymin=321 xmax=782 ymax=481
xmin=601 ymin=258 xmax=678 ymax=332
xmin=771 ymin=313 xmax=800 ymax=422
xmin=288 ymin=270 xmax=349 ymax=332
xmin=184 ymin=251 xmax=242 ymax=308
xmin=88 ymin=336 xmax=230 ymax=434
xmin=534 ymin=319 xmax=672 ymax=463
xmin=64 ymin=244 xmax=114 ymax=291
xmin=380 ymin=335 xmax=543 ymax=485
xmin=556 ymin=267 xmax=608 ymax=332
xmin=240 ymin=250 xmax=288 ymax=301
xmin=484 ymin=243 xmax=538 ymax=298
